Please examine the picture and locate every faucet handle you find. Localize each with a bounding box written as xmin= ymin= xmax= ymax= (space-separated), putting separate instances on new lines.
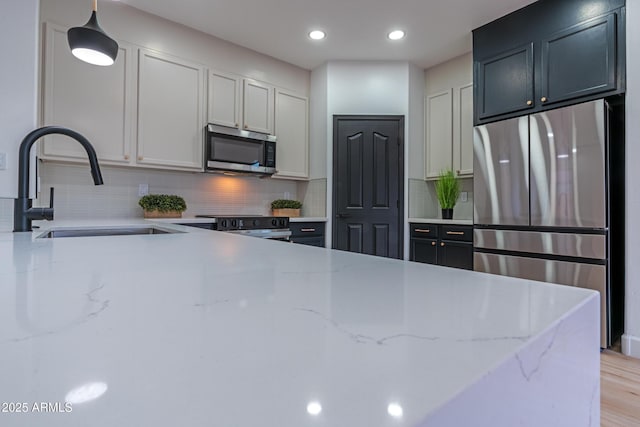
xmin=49 ymin=187 xmax=54 ymax=209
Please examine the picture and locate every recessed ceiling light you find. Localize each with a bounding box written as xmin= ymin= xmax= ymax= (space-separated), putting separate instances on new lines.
xmin=309 ymin=30 xmax=326 ymax=40
xmin=388 ymin=30 xmax=405 ymax=40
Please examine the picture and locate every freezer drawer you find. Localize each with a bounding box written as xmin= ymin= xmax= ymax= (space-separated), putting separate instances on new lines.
xmin=473 ymin=116 xmax=530 ymax=226
xmin=474 ymin=252 xmax=607 ymax=347
xmin=529 ymin=100 xmax=606 ymax=228
xmin=474 ymin=229 xmax=606 ymax=259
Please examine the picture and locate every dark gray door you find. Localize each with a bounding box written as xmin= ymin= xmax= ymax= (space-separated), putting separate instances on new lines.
xmin=333 ymin=116 xmax=403 ymax=259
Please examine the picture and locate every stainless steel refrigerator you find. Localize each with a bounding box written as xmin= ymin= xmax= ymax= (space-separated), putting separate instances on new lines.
xmin=473 ymin=98 xmax=625 ymax=348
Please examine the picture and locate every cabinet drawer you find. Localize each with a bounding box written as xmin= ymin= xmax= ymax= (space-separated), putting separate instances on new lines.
xmin=291 ymin=236 xmax=325 ymax=247
xmin=290 ymin=222 xmax=325 ymax=237
xmin=441 ymin=225 xmax=473 ymax=242
xmin=410 ymin=224 xmax=438 ymax=238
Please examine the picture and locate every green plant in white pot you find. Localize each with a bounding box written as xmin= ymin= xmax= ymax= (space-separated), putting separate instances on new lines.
xmin=435 ymin=169 xmax=460 ymax=220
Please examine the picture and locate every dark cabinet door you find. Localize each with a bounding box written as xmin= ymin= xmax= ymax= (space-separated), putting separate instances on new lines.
xmin=410 ymin=238 xmax=438 ymax=265
xmin=290 ymin=222 xmax=326 ymax=247
xmin=438 ymin=241 xmax=473 ymax=270
xmin=540 ymin=13 xmax=617 ymax=106
xmin=476 ymin=43 xmax=534 ymax=120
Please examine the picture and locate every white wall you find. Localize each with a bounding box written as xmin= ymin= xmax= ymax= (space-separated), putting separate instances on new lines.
xmin=309 ymin=63 xmax=328 ymax=179
xmin=0 ymin=0 xmax=39 ymax=200
xmin=623 ymin=0 xmax=640 ymax=358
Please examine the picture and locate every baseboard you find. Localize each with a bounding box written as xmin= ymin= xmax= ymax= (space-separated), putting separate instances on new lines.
xmin=621 ymin=334 xmax=640 ymax=359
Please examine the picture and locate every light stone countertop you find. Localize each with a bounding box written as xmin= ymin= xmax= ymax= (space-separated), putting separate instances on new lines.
xmin=0 ymin=220 xmax=599 ymax=426
xmin=408 ymin=218 xmax=473 ymax=225
xmin=147 ymin=216 xmax=328 ymax=224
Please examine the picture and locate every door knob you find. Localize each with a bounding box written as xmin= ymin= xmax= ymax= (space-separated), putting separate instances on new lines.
xmin=431 ymin=241 xmax=436 ymax=246
xmin=526 ymin=100 xmax=533 ymax=106
xmin=440 ymin=242 xmax=445 ymax=247
xmin=541 ymin=97 xmax=548 ymax=103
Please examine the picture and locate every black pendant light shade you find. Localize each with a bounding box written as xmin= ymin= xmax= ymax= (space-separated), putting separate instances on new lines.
xmin=67 ymin=1 xmax=118 ymax=66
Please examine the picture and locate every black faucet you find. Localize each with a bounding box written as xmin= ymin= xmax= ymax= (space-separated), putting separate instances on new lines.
xmin=13 ymin=126 xmax=104 ymax=232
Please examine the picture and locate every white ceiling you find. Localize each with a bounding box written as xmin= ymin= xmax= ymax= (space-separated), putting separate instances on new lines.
xmin=118 ymin=0 xmax=537 ymax=70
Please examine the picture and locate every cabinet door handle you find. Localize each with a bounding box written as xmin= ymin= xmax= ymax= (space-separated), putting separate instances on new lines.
xmin=541 ymin=97 xmax=548 ymax=103
xmin=300 ymin=228 xmax=316 ymax=232
xmin=456 ymin=170 xmax=460 ymax=175
xmin=526 ymin=100 xmax=533 ymax=106
xmin=235 ymin=123 xmax=239 ymax=127
xmin=138 ymin=156 xmax=143 ymax=161
xmin=244 ymin=124 xmax=249 ymax=129
xmin=124 ymin=154 xmax=130 ymax=160
xmin=440 ymin=242 xmax=445 ymax=247
xmin=415 ymin=228 xmax=430 ymax=233
xmin=446 ymin=231 xmax=465 ymax=236
xmin=431 ymin=241 xmax=436 ymax=246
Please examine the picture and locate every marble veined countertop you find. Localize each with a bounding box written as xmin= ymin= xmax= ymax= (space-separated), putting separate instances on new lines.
xmin=0 ymin=220 xmax=599 ymax=426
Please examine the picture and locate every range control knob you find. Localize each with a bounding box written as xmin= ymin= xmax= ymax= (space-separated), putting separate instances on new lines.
xmin=279 ymin=219 xmax=287 ymax=228
xmin=271 ymin=219 xmax=278 ymax=227
xmin=231 ymin=219 xmax=238 ymax=228
xmin=253 ymin=219 xmax=260 ymax=227
xmin=220 ymin=219 xmax=228 ymax=229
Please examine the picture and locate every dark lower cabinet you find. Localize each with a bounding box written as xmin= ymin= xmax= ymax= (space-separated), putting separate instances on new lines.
xmin=290 ymin=222 xmax=326 ymax=247
xmin=409 ymin=223 xmax=473 ymax=270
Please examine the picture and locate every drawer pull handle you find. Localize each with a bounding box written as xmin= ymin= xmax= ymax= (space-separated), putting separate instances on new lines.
xmin=541 ymin=96 xmax=548 ymax=103
xmin=446 ymin=231 xmax=465 ymax=235
xmin=431 ymin=241 xmax=436 ymax=246
xmin=526 ymin=100 xmax=533 ymax=106
xmin=415 ymin=229 xmax=430 ymax=233
xmin=300 ymin=228 xmax=316 ymax=232
xmin=440 ymin=242 xmax=445 ymax=247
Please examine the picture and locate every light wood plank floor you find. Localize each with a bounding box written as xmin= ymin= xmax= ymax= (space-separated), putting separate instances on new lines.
xmin=602 ymin=350 xmax=640 ymax=426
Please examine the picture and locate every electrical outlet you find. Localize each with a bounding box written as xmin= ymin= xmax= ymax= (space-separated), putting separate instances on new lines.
xmin=138 ymin=184 xmax=149 ymax=196
xmin=0 ymin=152 xmax=6 ymax=170
xmin=460 ymin=191 xmax=468 ymax=203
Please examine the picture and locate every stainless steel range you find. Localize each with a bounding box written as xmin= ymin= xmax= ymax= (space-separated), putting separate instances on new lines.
xmin=193 ymin=215 xmax=291 ymax=241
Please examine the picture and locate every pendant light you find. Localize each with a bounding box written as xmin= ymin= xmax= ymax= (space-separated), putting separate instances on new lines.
xmin=67 ymin=0 xmax=119 ymax=66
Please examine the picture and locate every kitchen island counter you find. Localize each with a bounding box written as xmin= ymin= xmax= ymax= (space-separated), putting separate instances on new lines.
xmin=0 ymin=222 xmax=599 ymax=426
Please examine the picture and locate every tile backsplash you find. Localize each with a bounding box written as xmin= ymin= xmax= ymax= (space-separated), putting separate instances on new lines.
xmin=0 ymin=198 xmax=13 ymax=232
xmin=409 ymin=177 xmax=473 ymax=220
xmin=37 ymin=162 xmax=312 ymax=219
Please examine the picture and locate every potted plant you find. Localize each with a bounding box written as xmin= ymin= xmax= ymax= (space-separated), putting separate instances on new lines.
xmin=138 ymin=194 xmax=187 ymax=218
xmin=271 ymin=199 xmax=302 ymax=217
xmin=435 ymin=169 xmax=461 ymax=220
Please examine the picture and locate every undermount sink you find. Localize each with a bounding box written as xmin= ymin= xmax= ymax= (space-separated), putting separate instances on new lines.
xmin=36 ymin=226 xmax=183 ymax=239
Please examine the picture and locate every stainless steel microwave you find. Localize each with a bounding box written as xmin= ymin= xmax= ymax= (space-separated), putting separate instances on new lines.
xmin=204 ymin=124 xmax=276 ymax=176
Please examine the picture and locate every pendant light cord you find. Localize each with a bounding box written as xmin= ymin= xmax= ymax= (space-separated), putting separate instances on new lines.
xmin=92 ymin=0 xmax=97 ymax=12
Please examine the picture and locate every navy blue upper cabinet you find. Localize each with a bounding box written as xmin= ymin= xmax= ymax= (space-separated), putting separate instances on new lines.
xmin=477 ymin=43 xmax=534 ymax=120
xmin=473 ymin=0 xmax=625 ymax=125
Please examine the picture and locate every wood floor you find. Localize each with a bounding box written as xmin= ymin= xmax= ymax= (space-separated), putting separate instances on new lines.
xmin=601 ymin=350 xmax=640 ymax=426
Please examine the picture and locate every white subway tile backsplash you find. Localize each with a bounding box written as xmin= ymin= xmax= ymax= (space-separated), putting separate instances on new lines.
xmin=38 ymin=162 xmax=302 ymax=219
xmin=0 ymin=198 xmax=13 ymax=231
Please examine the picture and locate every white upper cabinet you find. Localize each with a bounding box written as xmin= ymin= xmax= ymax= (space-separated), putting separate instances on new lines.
xmin=41 ymin=23 xmax=134 ymax=165
xmin=243 ymin=79 xmax=274 ymax=134
xmin=424 ymin=53 xmax=474 ymax=180
xmin=137 ymin=48 xmax=205 ymax=170
xmin=425 ymin=89 xmax=453 ymax=180
xmin=208 ymin=70 xmax=241 ymax=128
xmin=273 ymin=89 xmax=309 ymax=179
xmin=454 ymin=83 xmax=474 ymax=177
